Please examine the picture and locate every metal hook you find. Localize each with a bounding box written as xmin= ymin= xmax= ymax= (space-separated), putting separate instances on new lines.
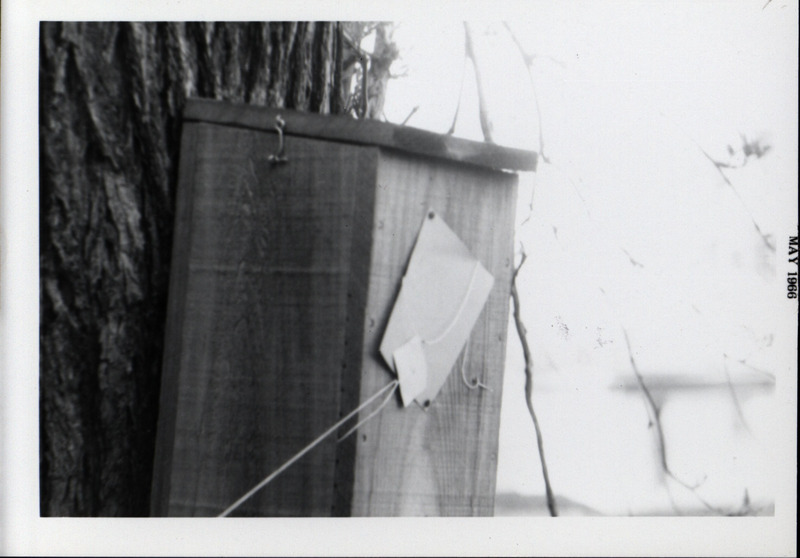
xmin=268 ymin=115 xmax=288 ymax=164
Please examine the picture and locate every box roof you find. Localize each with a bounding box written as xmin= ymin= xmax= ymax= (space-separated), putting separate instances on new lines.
xmin=184 ymin=99 xmax=537 ymax=173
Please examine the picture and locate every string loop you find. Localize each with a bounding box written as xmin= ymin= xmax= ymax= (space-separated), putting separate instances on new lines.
xmin=459 ymin=339 xmax=492 ymax=392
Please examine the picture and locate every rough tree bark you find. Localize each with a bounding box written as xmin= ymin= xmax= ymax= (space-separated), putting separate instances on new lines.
xmin=39 ymin=21 xmax=394 ymax=517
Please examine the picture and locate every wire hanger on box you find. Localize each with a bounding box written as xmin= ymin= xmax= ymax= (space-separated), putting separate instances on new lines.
xmin=268 ymin=115 xmax=289 ymax=164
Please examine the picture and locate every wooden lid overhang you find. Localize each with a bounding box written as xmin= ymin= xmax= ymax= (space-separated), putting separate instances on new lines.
xmin=183 ymin=98 xmax=538 ymax=173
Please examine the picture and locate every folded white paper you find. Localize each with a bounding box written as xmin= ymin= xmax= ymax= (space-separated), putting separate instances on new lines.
xmin=392 ymin=335 xmax=428 ymax=407
xmin=380 ymin=210 xmax=494 ymax=406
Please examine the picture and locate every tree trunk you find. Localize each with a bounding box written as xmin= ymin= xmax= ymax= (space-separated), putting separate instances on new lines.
xmin=38 ymin=21 xmax=376 ymax=516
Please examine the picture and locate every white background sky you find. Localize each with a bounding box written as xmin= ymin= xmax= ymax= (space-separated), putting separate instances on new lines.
xmin=1 ymin=1 xmax=797 ymax=555
xmin=383 ymin=5 xmax=795 ymax=380
xmin=380 ymin=3 xmax=797 ymax=517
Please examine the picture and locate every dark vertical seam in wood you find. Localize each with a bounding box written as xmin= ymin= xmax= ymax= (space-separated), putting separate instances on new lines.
xmin=218 ymin=23 xmax=233 ymax=98
xmin=121 ymin=21 xmax=174 ymax=516
xmin=188 ymin=23 xmax=215 ymax=99
xmin=285 ymin=21 xmax=306 ymax=110
xmin=64 ymin=24 xmax=106 ymax=515
xmin=310 ymin=22 xmax=334 ymax=114
xmin=332 ymin=23 xmax=344 ymax=114
xmin=261 ymin=23 xmax=274 ymax=103
xmin=331 ymin=147 xmax=380 ymax=516
xmin=242 ymin=23 xmax=264 ymax=104
xmin=309 ymin=23 xmax=324 ymax=113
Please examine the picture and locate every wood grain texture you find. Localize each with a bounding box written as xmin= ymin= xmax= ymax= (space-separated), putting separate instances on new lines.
xmin=348 ymin=151 xmax=518 ymax=516
xmin=39 ymin=21 xmax=348 ymax=517
xmin=151 ymin=121 xmax=379 ymax=516
xmin=184 ymin=98 xmax=538 ymax=172
xmin=154 ymin=103 xmax=519 ymax=516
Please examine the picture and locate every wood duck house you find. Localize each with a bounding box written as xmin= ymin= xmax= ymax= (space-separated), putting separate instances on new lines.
xmin=151 ymin=99 xmax=537 ymax=517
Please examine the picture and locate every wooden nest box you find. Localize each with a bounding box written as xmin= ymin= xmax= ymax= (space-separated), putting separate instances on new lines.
xmin=151 ymin=99 xmax=537 ymax=517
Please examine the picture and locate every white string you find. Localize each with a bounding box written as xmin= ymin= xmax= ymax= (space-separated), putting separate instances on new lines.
xmin=459 ymin=338 xmax=492 ymax=391
xmin=420 ymin=260 xmax=481 ymax=346
xmin=336 ymin=381 xmax=399 ymax=442
xmin=217 ymin=379 xmax=399 ymax=517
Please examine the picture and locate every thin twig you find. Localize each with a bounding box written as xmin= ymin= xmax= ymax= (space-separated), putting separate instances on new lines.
xmin=502 ymin=21 xmax=549 ymax=163
xmin=621 ymin=248 xmax=645 ymax=269
xmin=447 ymin=34 xmax=469 ymax=135
xmin=400 ymin=105 xmax=419 ymax=126
xmin=698 ymin=148 xmax=775 ymax=251
xmin=463 ymin=22 xmax=494 ymax=143
xmin=511 ymin=248 xmax=558 ymax=516
xmin=656 ymin=111 xmax=775 ymax=252
xmin=734 ymin=357 xmax=776 ymax=382
xmin=502 ymin=22 xmax=597 ymax=233
xmin=722 ymin=354 xmax=755 ymax=436
xmin=621 ymin=327 xmax=729 ymax=514
xmin=622 ymin=329 xmax=667 ymax=470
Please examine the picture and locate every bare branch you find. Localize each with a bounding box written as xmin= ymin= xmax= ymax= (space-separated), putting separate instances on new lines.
xmin=512 ymin=246 xmax=527 ymax=281
xmin=510 ymin=247 xmax=558 ymax=516
xmin=400 ymin=105 xmax=419 ymax=126
xmin=502 ymin=22 xmax=599 ymax=235
xmin=621 ymin=248 xmax=645 ymax=269
xmin=340 ymin=23 xmax=399 ymax=120
xmin=447 ymin=33 xmax=469 ymax=136
xmin=502 ymin=21 xmax=549 ymax=163
xmin=657 ymin=111 xmax=775 ymax=253
xmin=622 ymin=329 xmax=666 ymax=467
xmin=699 ymin=147 xmax=775 ymax=251
xmin=622 ymin=327 xmax=732 ymax=514
xmin=734 ymin=357 xmax=776 ymax=382
xmin=722 ymin=355 xmax=754 ymax=436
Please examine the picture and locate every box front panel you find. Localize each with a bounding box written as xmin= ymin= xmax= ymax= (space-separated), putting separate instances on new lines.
xmin=154 ymin=122 xmax=377 ymax=516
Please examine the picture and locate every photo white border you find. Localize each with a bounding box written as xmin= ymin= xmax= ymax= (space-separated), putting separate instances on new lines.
xmin=2 ymin=1 xmax=797 ymax=555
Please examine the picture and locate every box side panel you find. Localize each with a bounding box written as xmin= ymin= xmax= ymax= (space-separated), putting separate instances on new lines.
xmin=150 ymin=124 xmax=200 ymax=516
xmin=154 ymin=122 xmax=375 ymax=516
xmin=350 ymin=150 xmax=519 ymax=516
